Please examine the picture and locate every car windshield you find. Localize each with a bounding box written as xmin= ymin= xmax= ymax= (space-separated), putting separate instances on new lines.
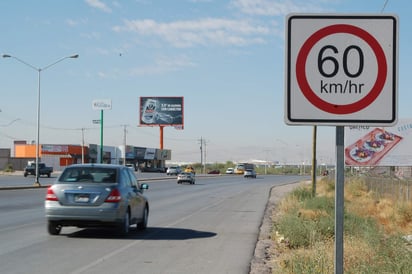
xmin=58 ymin=167 xmax=118 ymax=183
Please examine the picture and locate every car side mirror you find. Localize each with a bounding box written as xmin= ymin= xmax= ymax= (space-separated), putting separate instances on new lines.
xmin=140 ymin=183 xmax=149 ymax=190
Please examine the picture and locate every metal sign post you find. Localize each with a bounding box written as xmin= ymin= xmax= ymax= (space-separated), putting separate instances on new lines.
xmin=335 ymin=126 xmax=345 ymax=274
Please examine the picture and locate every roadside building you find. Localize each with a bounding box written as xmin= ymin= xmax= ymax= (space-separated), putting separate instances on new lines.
xmin=10 ymin=141 xmax=171 ymax=172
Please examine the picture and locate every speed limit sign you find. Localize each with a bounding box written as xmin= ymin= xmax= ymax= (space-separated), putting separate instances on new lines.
xmin=285 ymin=14 xmax=398 ymax=126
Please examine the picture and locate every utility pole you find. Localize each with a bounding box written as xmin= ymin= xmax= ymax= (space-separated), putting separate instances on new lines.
xmin=199 ymin=137 xmax=203 ymax=173
xmin=198 ymin=137 xmax=209 ymax=174
xmin=312 ymin=125 xmax=317 ymax=197
xmin=81 ymin=128 xmax=85 ymax=164
xmin=122 ymin=125 xmax=128 ymax=165
xmin=204 ymin=140 xmax=207 ymax=173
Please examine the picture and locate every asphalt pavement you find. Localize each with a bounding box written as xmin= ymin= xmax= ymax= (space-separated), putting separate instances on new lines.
xmin=0 ymin=170 xmax=216 ymax=190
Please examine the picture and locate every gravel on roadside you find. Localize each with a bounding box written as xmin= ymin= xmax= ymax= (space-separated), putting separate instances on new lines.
xmin=249 ymin=181 xmax=307 ymax=274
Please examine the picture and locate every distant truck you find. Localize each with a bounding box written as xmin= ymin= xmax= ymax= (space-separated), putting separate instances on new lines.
xmin=24 ymin=163 xmax=53 ymax=178
xmin=234 ymin=163 xmax=255 ymax=175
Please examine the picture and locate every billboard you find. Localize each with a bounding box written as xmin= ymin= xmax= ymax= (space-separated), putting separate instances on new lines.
xmin=139 ymin=97 xmax=184 ymax=127
xmin=345 ymin=119 xmax=412 ymax=166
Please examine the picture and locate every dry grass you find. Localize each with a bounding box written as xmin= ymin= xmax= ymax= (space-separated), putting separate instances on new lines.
xmin=344 ymin=180 xmax=412 ymax=235
xmin=271 ymin=176 xmax=412 ymax=273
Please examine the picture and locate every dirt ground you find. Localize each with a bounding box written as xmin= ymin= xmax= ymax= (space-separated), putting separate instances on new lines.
xmin=249 ymin=181 xmax=306 ymax=274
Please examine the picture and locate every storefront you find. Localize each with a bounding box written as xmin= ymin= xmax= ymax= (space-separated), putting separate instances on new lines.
xmin=13 ymin=142 xmax=171 ymax=172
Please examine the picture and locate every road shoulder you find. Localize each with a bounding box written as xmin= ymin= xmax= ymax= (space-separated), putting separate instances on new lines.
xmin=249 ymin=181 xmax=307 ymax=274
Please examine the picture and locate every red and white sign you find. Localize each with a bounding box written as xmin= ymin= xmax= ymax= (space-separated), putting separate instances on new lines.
xmin=285 ymin=14 xmax=398 ymax=126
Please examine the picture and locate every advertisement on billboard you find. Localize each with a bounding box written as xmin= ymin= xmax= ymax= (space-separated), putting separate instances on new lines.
xmin=42 ymin=145 xmax=69 ymax=154
xmin=139 ymin=97 xmax=184 ymax=126
xmin=345 ymin=119 xmax=412 ymax=166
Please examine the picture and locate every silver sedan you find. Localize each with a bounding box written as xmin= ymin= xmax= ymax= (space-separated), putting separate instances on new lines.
xmin=45 ymin=164 xmax=149 ymax=235
xmin=177 ymin=172 xmax=195 ymax=184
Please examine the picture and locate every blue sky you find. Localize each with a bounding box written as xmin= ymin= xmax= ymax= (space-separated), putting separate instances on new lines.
xmin=0 ymin=0 xmax=408 ymax=164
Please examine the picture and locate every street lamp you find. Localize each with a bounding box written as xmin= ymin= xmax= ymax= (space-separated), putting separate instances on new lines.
xmin=2 ymin=54 xmax=78 ymax=186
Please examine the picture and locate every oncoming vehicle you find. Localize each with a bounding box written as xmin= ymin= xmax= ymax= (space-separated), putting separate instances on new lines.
xmin=167 ymin=166 xmax=181 ymax=176
xmin=225 ymin=168 xmax=234 ymax=174
xmin=177 ymin=172 xmax=195 ymax=184
xmin=125 ymin=163 xmax=135 ymax=171
xmin=184 ymin=166 xmax=196 ymax=174
xmin=244 ymin=169 xmax=257 ymax=178
xmin=234 ymin=163 xmax=255 ymax=175
xmin=45 ymin=164 xmax=149 ymax=235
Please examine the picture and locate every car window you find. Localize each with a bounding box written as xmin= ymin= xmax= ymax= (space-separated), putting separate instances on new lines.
xmin=58 ymin=167 xmax=118 ymax=183
xmin=127 ymin=168 xmax=139 ymax=188
xmin=120 ymin=168 xmax=132 ymax=187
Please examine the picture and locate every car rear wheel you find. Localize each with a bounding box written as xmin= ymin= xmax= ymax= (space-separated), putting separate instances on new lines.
xmin=119 ymin=211 xmax=130 ymax=235
xmin=48 ymin=221 xmax=62 ymax=235
xmin=137 ymin=206 xmax=148 ymax=230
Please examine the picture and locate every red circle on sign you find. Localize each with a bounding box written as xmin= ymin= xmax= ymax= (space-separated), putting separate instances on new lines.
xmin=296 ymin=24 xmax=387 ymax=114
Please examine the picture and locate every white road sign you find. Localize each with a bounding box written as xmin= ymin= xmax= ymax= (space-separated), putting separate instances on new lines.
xmin=92 ymin=99 xmax=112 ymax=110
xmin=285 ymin=14 xmax=398 ymax=126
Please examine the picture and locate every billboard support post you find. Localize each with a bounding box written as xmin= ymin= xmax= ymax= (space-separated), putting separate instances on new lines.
xmin=160 ymin=126 xmax=164 ymax=149
xmin=100 ymin=109 xmax=104 ymax=163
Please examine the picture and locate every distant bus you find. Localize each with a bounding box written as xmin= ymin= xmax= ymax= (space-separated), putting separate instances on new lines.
xmin=234 ymin=163 xmax=254 ymax=174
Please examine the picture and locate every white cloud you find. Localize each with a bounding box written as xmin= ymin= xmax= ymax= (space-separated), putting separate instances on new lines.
xmin=129 ymin=55 xmax=197 ymax=76
xmin=94 ymin=55 xmax=196 ymax=78
xmin=231 ymin=0 xmax=326 ymax=16
xmin=66 ymin=18 xmax=88 ymax=27
xmin=188 ymin=0 xmax=213 ymax=2
xmin=80 ymin=31 xmax=101 ymax=40
xmin=113 ymin=18 xmax=270 ymax=48
xmin=85 ymin=0 xmax=112 ymax=13
xmin=66 ymin=19 xmax=78 ymax=26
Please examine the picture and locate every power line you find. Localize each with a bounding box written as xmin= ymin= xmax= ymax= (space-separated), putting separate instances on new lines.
xmin=381 ymin=0 xmax=389 ymax=12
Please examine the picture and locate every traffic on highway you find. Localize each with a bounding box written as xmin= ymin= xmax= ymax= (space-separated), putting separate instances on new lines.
xmin=0 ymin=173 xmax=305 ymax=274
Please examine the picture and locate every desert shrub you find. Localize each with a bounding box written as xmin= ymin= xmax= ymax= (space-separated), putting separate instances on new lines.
xmin=3 ymin=163 xmax=14 ymax=172
xmin=290 ymin=186 xmax=312 ymax=201
xmin=304 ymin=196 xmax=334 ymax=212
xmin=277 ymin=213 xmax=315 ymax=248
xmin=397 ymin=203 xmax=412 ymax=225
xmin=272 ymin=178 xmax=412 ymax=273
xmin=277 ymin=193 xmax=335 ymax=248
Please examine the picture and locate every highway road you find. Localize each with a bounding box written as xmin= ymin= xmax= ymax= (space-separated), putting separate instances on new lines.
xmin=0 ymin=174 xmax=304 ymax=274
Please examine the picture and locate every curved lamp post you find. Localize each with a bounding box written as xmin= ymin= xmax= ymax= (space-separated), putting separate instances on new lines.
xmin=2 ymin=54 xmax=78 ymax=186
